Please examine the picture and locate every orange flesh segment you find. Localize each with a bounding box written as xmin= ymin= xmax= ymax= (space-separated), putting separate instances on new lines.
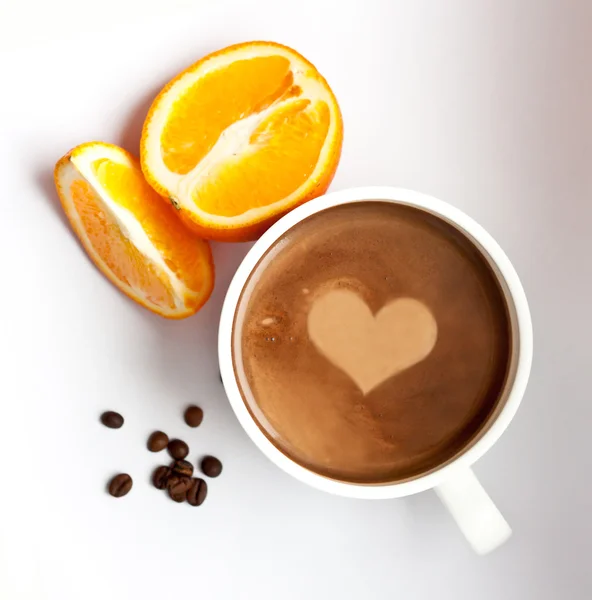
xmin=91 ymin=158 xmax=209 ymax=293
xmin=193 ymin=99 xmax=331 ymax=217
xmin=161 ymin=56 xmax=292 ymax=175
xmin=69 ymin=178 xmax=176 ymax=309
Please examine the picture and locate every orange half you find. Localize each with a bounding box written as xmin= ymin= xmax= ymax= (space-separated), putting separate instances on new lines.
xmin=55 ymin=142 xmax=214 ymax=318
xmin=140 ymin=41 xmax=343 ymax=241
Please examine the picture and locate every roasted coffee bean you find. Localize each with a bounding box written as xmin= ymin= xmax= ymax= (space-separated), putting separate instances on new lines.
xmin=187 ymin=478 xmax=207 ymax=506
xmin=201 ymin=456 xmax=223 ymax=478
xmin=108 ymin=473 xmax=132 ymax=497
xmin=167 ymin=439 xmax=189 ymax=460
xmin=167 ymin=476 xmax=192 ymax=503
xmin=152 ymin=466 xmax=171 ymax=490
xmin=147 ymin=431 xmax=169 ymax=452
xmin=172 ymin=460 xmax=194 ymax=478
xmin=184 ymin=405 xmax=203 ymax=428
xmin=100 ymin=411 xmax=124 ymax=429
xmin=166 ymin=474 xmax=191 ymax=491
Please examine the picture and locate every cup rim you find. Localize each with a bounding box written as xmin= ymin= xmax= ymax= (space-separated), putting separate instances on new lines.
xmin=218 ymin=186 xmax=533 ymax=499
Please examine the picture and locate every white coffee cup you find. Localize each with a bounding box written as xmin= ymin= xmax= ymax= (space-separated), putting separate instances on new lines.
xmin=218 ymin=186 xmax=533 ymax=555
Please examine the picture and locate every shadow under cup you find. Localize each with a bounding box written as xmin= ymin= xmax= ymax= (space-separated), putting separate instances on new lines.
xmin=228 ymin=199 xmax=519 ymax=486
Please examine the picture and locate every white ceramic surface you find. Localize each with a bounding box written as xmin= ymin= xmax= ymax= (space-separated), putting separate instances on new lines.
xmin=218 ymin=187 xmax=532 ymax=552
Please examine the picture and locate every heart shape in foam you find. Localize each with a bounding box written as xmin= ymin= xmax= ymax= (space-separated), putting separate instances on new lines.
xmin=307 ymin=290 xmax=438 ymax=395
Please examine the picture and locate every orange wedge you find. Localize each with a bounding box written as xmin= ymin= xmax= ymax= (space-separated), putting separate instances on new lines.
xmin=55 ymin=142 xmax=214 ymax=318
xmin=140 ymin=41 xmax=343 ymax=242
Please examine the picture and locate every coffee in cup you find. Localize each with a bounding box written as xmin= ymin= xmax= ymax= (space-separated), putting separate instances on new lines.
xmin=231 ymin=201 xmax=511 ymax=484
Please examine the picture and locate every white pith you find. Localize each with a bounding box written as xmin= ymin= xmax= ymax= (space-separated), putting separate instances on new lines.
xmin=59 ymin=146 xmax=194 ymax=314
xmin=142 ymin=44 xmax=340 ymax=226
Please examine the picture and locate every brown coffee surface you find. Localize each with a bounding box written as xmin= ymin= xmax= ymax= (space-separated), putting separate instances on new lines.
xmin=232 ymin=202 xmax=511 ymax=483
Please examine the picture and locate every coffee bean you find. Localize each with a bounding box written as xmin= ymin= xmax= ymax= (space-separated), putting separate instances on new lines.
xmin=187 ymin=478 xmax=207 ymax=506
xmin=100 ymin=411 xmax=124 ymax=429
xmin=108 ymin=473 xmax=132 ymax=497
xmin=167 ymin=439 xmax=189 ymax=460
xmin=147 ymin=431 xmax=169 ymax=452
xmin=165 ymin=474 xmax=180 ymax=489
xmin=201 ymin=456 xmax=223 ymax=478
xmin=172 ymin=459 xmax=194 ymax=478
xmin=184 ymin=405 xmax=203 ymax=428
xmin=167 ymin=476 xmax=192 ymax=503
xmin=152 ymin=466 xmax=171 ymax=490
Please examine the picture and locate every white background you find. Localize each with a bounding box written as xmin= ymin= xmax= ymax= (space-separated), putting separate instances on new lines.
xmin=1 ymin=1 xmax=591 ymax=598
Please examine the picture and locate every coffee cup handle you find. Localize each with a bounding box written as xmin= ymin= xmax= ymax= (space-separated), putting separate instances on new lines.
xmin=434 ymin=467 xmax=511 ymax=555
